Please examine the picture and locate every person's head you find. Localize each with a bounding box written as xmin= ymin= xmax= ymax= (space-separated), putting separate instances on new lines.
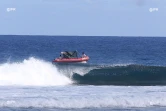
xmin=82 ymin=52 xmax=84 ymax=54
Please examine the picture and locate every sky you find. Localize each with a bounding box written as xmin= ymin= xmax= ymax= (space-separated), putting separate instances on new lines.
xmin=0 ymin=0 xmax=166 ymax=36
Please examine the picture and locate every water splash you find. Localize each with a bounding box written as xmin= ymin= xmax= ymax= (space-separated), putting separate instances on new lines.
xmin=0 ymin=57 xmax=72 ymax=86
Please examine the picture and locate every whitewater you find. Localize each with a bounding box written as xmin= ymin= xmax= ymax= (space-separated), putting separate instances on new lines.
xmin=0 ymin=57 xmax=165 ymax=110
xmin=0 ymin=85 xmax=166 ymax=110
xmin=0 ymin=57 xmax=72 ymax=86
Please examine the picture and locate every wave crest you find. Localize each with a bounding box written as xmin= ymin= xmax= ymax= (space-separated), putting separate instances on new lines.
xmin=72 ymin=65 xmax=166 ymax=85
xmin=0 ymin=57 xmax=72 ymax=86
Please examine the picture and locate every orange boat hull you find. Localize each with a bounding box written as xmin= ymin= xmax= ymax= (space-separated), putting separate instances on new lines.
xmin=52 ymin=56 xmax=89 ymax=63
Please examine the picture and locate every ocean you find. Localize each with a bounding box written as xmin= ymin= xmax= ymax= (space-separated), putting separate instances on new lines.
xmin=0 ymin=35 xmax=166 ymax=111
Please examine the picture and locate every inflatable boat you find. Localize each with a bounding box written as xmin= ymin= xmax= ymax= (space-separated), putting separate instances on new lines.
xmin=52 ymin=51 xmax=89 ymax=63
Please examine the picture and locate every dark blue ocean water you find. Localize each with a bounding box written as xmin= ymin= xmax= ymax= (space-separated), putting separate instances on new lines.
xmin=1 ymin=35 xmax=166 ymax=111
xmin=1 ymin=35 xmax=166 ymax=65
xmin=1 ymin=35 xmax=166 ymax=85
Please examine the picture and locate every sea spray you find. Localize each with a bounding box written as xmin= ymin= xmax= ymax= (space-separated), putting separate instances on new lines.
xmin=0 ymin=57 xmax=72 ymax=86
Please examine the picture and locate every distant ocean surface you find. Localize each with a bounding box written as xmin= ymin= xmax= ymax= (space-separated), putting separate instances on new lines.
xmin=0 ymin=35 xmax=166 ymax=111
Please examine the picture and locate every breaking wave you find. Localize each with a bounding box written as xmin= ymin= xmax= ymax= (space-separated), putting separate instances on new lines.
xmin=0 ymin=57 xmax=72 ymax=86
xmin=72 ymin=65 xmax=166 ymax=85
xmin=1 ymin=57 xmax=166 ymax=86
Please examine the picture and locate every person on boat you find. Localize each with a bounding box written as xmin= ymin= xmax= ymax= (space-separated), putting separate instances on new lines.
xmin=82 ymin=52 xmax=86 ymax=58
xmin=59 ymin=55 xmax=62 ymax=59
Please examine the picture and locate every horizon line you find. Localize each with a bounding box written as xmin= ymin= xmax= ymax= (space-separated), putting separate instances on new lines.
xmin=0 ymin=34 xmax=166 ymax=37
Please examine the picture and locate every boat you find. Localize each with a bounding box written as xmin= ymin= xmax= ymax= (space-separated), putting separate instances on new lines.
xmin=52 ymin=51 xmax=89 ymax=63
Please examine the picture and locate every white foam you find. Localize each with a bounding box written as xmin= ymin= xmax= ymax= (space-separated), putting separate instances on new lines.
xmin=0 ymin=86 xmax=166 ymax=108
xmin=0 ymin=57 xmax=72 ymax=86
xmin=96 ymin=63 xmax=134 ymax=69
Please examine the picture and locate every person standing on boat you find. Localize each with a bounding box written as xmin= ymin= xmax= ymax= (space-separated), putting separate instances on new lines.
xmin=82 ymin=52 xmax=86 ymax=58
xmin=59 ymin=55 xmax=62 ymax=59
